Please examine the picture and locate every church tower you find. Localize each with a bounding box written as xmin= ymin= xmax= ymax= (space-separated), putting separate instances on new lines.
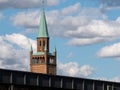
xmin=30 ymin=5 xmax=57 ymax=75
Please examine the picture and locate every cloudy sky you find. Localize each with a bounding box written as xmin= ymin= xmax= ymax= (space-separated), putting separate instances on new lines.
xmin=0 ymin=0 xmax=120 ymax=82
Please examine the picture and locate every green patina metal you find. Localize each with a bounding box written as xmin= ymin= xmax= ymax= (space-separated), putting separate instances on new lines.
xmin=37 ymin=7 xmax=49 ymax=38
xmin=33 ymin=52 xmax=45 ymax=56
xmin=33 ymin=52 xmax=54 ymax=56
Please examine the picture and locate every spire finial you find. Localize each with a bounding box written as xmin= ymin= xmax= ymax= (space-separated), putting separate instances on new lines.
xmin=27 ymin=39 xmax=33 ymax=52
xmin=30 ymin=44 xmax=33 ymax=52
xmin=42 ymin=0 xmax=45 ymax=10
xmin=54 ymin=46 xmax=57 ymax=52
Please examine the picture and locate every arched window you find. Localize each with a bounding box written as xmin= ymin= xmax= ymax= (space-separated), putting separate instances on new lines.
xmin=39 ymin=41 xmax=41 ymax=46
xmin=32 ymin=58 xmax=38 ymax=64
xmin=49 ymin=58 xmax=54 ymax=64
xmin=43 ymin=40 xmax=45 ymax=46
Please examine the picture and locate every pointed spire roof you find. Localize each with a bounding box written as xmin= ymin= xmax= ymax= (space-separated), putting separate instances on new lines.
xmin=54 ymin=46 xmax=57 ymax=52
xmin=37 ymin=5 xmax=49 ymax=38
xmin=44 ymin=44 xmax=47 ymax=51
xmin=30 ymin=44 xmax=33 ymax=52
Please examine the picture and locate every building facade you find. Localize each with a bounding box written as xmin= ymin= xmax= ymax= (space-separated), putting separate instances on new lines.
xmin=30 ymin=7 xmax=57 ymax=75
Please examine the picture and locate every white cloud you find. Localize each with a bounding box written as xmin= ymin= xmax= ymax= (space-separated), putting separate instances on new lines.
xmin=116 ymin=17 xmax=120 ymax=23
xmin=0 ymin=33 xmax=36 ymax=71
xmin=100 ymin=0 xmax=120 ymax=12
xmin=97 ymin=42 xmax=120 ymax=58
xmin=46 ymin=0 xmax=59 ymax=6
xmin=65 ymin=20 xmax=120 ymax=38
xmin=0 ymin=0 xmax=60 ymax=9
xmin=66 ymin=19 xmax=120 ymax=46
xmin=10 ymin=2 xmax=120 ymax=46
xmin=5 ymin=33 xmax=36 ymax=50
xmin=62 ymin=3 xmax=81 ymax=15
xmin=0 ymin=37 xmax=14 ymax=60
xmin=57 ymin=62 xmax=94 ymax=77
xmin=11 ymin=11 xmax=40 ymax=28
xmin=111 ymin=76 xmax=120 ymax=82
xmin=0 ymin=36 xmax=3 ymax=42
xmin=11 ymin=2 xmax=106 ymax=33
xmin=67 ymin=37 xmax=112 ymax=46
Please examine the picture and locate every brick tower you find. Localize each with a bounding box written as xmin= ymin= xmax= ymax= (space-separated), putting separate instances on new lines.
xmin=30 ymin=6 xmax=57 ymax=75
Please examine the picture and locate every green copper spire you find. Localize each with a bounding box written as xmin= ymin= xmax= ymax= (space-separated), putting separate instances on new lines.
xmin=37 ymin=3 xmax=49 ymax=38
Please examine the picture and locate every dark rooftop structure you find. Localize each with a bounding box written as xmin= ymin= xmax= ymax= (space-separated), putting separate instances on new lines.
xmin=0 ymin=69 xmax=120 ymax=90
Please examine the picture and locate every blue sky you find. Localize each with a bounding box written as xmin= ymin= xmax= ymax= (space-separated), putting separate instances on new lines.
xmin=0 ymin=0 xmax=120 ymax=82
